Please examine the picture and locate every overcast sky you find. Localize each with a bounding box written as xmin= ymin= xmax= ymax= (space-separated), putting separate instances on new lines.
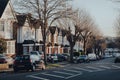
xmin=71 ymin=0 xmax=119 ymax=37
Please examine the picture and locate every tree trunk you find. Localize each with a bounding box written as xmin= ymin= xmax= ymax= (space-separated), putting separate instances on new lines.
xmin=83 ymin=39 xmax=86 ymax=55
xmin=34 ymin=28 xmax=37 ymax=51
xmin=43 ymin=32 xmax=47 ymax=65
xmin=70 ymin=44 xmax=74 ymax=63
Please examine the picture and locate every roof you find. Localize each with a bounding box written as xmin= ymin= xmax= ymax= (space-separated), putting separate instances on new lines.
xmin=16 ymin=15 xmax=27 ymax=26
xmin=0 ymin=0 xmax=9 ymax=18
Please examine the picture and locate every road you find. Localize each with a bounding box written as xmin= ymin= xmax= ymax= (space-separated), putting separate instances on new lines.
xmin=0 ymin=58 xmax=120 ymax=80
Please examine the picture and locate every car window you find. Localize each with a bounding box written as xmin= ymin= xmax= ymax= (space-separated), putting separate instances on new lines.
xmin=15 ymin=55 xmax=30 ymax=60
xmin=51 ymin=54 xmax=55 ymax=56
xmin=80 ymin=55 xmax=86 ymax=57
xmin=30 ymin=52 xmax=38 ymax=55
xmin=38 ymin=51 xmax=43 ymax=55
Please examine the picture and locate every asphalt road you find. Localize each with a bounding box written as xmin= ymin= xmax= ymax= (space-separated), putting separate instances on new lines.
xmin=0 ymin=57 xmax=120 ymax=80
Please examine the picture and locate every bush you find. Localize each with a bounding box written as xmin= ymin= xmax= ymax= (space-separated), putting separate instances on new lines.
xmin=0 ymin=38 xmax=7 ymax=54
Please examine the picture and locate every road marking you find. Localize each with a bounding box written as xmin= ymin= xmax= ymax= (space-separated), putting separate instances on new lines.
xmin=27 ymin=75 xmax=49 ymax=80
xmin=63 ymin=69 xmax=81 ymax=73
xmin=86 ymin=66 xmax=104 ymax=71
xmin=112 ymin=65 xmax=120 ymax=69
xmin=99 ymin=65 xmax=111 ymax=69
xmin=53 ymin=71 xmax=74 ymax=75
xmin=73 ymin=67 xmax=94 ymax=72
xmin=41 ymin=72 xmax=65 ymax=79
xmin=65 ymin=72 xmax=82 ymax=79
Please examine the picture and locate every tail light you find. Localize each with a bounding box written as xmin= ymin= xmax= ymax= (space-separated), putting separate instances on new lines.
xmin=30 ymin=59 xmax=32 ymax=63
xmin=13 ymin=60 xmax=16 ymax=64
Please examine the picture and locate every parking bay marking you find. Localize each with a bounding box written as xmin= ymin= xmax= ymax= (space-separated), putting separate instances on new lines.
xmin=99 ymin=65 xmax=111 ymax=69
xmin=63 ymin=69 xmax=82 ymax=73
xmin=53 ymin=71 xmax=74 ymax=75
xmin=72 ymin=67 xmax=94 ymax=72
xmin=54 ymin=69 xmax=82 ymax=79
xmin=86 ymin=66 xmax=104 ymax=71
xmin=65 ymin=72 xmax=82 ymax=79
xmin=27 ymin=75 xmax=49 ymax=80
xmin=53 ymin=71 xmax=82 ymax=79
xmin=112 ymin=65 xmax=120 ymax=69
xmin=41 ymin=72 xmax=65 ymax=79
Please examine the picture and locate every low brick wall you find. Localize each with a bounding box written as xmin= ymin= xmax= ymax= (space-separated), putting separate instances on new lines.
xmin=0 ymin=64 xmax=9 ymax=70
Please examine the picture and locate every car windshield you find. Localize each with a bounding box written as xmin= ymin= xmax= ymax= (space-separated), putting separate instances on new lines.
xmin=15 ymin=55 xmax=29 ymax=60
xmin=38 ymin=51 xmax=43 ymax=55
xmin=30 ymin=52 xmax=37 ymax=55
xmin=80 ymin=55 xmax=87 ymax=57
xmin=51 ymin=54 xmax=56 ymax=56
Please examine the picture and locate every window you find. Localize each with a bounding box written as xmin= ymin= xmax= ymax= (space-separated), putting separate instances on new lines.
xmin=0 ymin=21 xmax=4 ymax=31
xmin=7 ymin=41 xmax=15 ymax=54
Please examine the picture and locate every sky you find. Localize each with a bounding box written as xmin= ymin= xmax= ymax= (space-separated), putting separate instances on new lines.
xmin=11 ymin=0 xmax=119 ymax=37
xmin=71 ymin=0 xmax=120 ymax=37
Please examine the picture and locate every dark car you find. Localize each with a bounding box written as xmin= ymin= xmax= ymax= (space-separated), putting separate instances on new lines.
xmin=56 ymin=54 xmax=66 ymax=62
xmin=61 ymin=53 xmax=70 ymax=60
xmin=114 ymin=56 xmax=120 ymax=63
xmin=74 ymin=55 xmax=90 ymax=63
xmin=13 ymin=55 xmax=45 ymax=72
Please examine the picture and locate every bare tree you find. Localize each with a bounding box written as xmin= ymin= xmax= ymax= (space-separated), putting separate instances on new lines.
xmin=56 ymin=9 xmax=93 ymax=62
xmin=14 ymin=0 xmax=74 ymax=65
xmin=114 ymin=14 xmax=120 ymax=49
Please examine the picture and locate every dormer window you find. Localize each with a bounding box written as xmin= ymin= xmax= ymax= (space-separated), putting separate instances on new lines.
xmin=0 ymin=21 xmax=4 ymax=31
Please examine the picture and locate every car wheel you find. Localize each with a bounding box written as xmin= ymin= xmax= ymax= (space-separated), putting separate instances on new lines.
xmin=31 ymin=65 xmax=36 ymax=72
xmin=41 ymin=67 xmax=45 ymax=70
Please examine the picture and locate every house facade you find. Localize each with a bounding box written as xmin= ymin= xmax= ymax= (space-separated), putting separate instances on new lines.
xmin=0 ymin=0 xmax=84 ymax=55
xmin=0 ymin=0 xmax=15 ymax=55
xmin=15 ymin=14 xmax=43 ymax=54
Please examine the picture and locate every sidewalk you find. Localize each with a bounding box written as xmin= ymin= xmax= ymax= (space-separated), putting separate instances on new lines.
xmin=0 ymin=61 xmax=70 ymax=73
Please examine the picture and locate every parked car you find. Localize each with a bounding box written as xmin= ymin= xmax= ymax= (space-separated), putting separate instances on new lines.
xmin=47 ymin=54 xmax=58 ymax=63
xmin=88 ymin=53 xmax=97 ymax=61
xmin=114 ymin=56 xmax=120 ymax=63
xmin=0 ymin=54 xmax=13 ymax=67
xmin=77 ymin=55 xmax=90 ymax=63
xmin=13 ymin=55 xmax=45 ymax=72
xmin=113 ymin=53 xmax=120 ymax=58
xmin=29 ymin=51 xmax=42 ymax=61
xmin=61 ymin=53 xmax=70 ymax=60
xmin=104 ymin=53 xmax=113 ymax=58
xmin=56 ymin=54 xmax=66 ymax=62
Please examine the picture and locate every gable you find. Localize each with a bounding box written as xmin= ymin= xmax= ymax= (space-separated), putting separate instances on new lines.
xmin=1 ymin=0 xmax=15 ymax=20
xmin=16 ymin=15 xmax=27 ymax=26
xmin=0 ymin=0 xmax=9 ymax=18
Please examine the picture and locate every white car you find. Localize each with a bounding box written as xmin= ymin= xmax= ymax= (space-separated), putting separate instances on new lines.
xmin=88 ymin=53 xmax=97 ymax=60
xmin=47 ymin=54 xmax=58 ymax=63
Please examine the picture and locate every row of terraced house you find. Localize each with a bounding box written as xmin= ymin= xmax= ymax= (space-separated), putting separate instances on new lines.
xmin=0 ymin=0 xmax=84 ymax=56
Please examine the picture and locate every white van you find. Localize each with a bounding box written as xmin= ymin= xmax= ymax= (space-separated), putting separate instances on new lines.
xmin=88 ymin=53 xmax=97 ymax=60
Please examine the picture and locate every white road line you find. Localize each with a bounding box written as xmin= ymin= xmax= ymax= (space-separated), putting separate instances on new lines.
xmin=53 ymin=71 xmax=74 ymax=75
xmin=73 ymin=67 xmax=94 ymax=72
xmin=65 ymin=73 xmax=82 ymax=79
xmin=63 ymin=69 xmax=81 ymax=73
xmin=99 ymin=65 xmax=111 ymax=69
xmin=112 ymin=65 xmax=120 ymax=69
xmin=86 ymin=66 xmax=104 ymax=71
xmin=41 ymin=72 xmax=65 ymax=79
xmin=27 ymin=75 xmax=49 ymax=80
